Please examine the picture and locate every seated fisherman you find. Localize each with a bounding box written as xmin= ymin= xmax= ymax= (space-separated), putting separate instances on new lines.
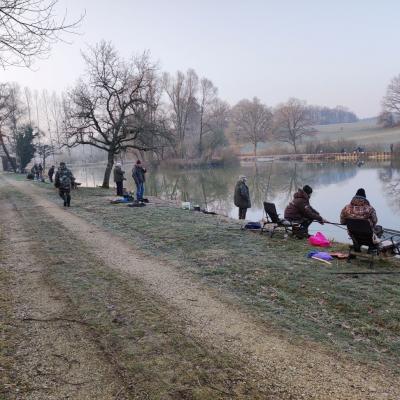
xmin=340 ymin=188 xmax=378 ymax=229
xmin=284 ymin=185 xmax=326 ymax=236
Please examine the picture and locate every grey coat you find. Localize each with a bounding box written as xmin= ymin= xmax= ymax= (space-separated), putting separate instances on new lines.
xmin=113 ymin=166 xmax=125 ymax=183
xmin=234 ymin=180 xmax=251 ymax=209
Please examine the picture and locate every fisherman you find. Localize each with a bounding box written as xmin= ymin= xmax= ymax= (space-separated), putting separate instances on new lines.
xmin=234 ymin=176 xmax=251 ymax=220
xmin=48 ymin=165 xmax=55 ymax=183
xmin=340 ymin=188 xmax=378 ymax=229
xmin=31 ymin=163 xmax=39 ymax=180
xmin=38 ymin=163 xmax=43 ymax=180
xmin=284 ymin=185 xmax=326 ymax=236
xmin=54 ymin=162 xmax=75 ymax=207
xmin=113 ymin=162 xmax=125 ymax=196
xmin=132 ymin=160 xmax=146 ymax=202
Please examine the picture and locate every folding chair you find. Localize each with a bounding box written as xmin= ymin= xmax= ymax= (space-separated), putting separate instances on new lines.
xmin=261 ymin=202 xmax=301 ymax=237
xmin=346 ymin=218 xmax=400 ymax=265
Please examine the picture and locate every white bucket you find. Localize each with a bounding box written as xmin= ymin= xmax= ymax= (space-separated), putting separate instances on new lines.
xmin=181 ymin=201 xmax=191 ymax=210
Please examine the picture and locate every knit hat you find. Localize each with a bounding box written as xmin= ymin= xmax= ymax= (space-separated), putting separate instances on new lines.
xmin=136 ymin=160 xmax=141 ymax=164
xmin=356 ymin=188 xmax=366 ymax=198
xmin=303 ymin=185 xmax=313 ymax=195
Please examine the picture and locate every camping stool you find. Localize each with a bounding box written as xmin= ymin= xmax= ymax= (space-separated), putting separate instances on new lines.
xmin=261 ymin=202 xmax=301 ymax=238
xmin=346 ymin=218 xmax=400 ymax=267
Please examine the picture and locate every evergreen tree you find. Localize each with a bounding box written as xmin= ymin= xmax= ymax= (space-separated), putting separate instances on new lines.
xmin=15 ymin=125 xmax=36 ymax=171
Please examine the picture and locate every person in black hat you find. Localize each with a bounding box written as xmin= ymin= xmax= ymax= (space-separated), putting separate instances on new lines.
xmin=340 ymin=188 xmax=378 ymax=228
xmin=284 ymin=185 xmax=326 ymax=237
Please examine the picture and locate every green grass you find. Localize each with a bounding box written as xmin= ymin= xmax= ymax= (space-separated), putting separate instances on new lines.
xmin=18 ymin=179 xmax=400 ymax=372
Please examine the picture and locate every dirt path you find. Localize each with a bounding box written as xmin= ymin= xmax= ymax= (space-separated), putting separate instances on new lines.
xmin=0 ymin=195 xmax=125 ymax=399
xmin=4 ymin=177 xmax=400 ymax=399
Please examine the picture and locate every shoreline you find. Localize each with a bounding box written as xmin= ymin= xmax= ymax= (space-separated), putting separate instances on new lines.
xmin=2 ymin=173 xmax=400 ymax=372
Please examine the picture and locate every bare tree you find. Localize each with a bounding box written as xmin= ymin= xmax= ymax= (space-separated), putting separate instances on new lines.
xmin=198 ymin=78 xmax=217 ymax=157
xmin=382 ymin=74 xmax=400 ymax=118
xmin=0 ymin=83 xmax=17 ymax=171
xmin=274 ymin=98 xmax=315 ymax=153
xmin=63 ymin=41 xmax=164 ymax=188
xmin=231 ymin=97 xmax=273 ymax=157
xmin=377 ymin=111 xmax=395 ymax=128
xmin=197 ymin=78 xmax=229 ymax=158
xmin=6 ymin=83 xmax=26 ymax=152
xmin=0 ymin=0 xmax=83 ymax=67
xmin=35 ymin=142 xmax=56 ymax=171
xmin=163 ymin=69 xmax=198 ymax=158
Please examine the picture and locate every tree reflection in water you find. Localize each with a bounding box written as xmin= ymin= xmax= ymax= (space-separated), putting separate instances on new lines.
xmin=378 ymin=161 xmax=400 ymax=213
xmin=71 ymin=160 xmax=398 ymax=217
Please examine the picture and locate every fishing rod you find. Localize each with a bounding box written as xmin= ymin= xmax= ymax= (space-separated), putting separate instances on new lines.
xmin=324 ymin=221 xmax=348 ymax=230
xmin=263 ymin=160 xmax=274 ymax=219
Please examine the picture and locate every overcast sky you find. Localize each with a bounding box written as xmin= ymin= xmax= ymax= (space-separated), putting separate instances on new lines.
xmin=2 ymin=0 xmax=400 ymax=118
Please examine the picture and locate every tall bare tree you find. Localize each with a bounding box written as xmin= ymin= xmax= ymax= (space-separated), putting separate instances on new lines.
xmin=197 ymin=78 xmax=229 ymax=158
xmin=198 ymin=78 xmax=217 ymax=157
xmin=6 ymin=83 xmax=25 ymax=152
xmin=274 ymin=98 xmax=315 ymax=153
xmin=0 ymin=0 xmax=83 ymax=67
xmin=163 ymin=69 xmax=198 ymax=158
xmin=382 ymin=74 xmax=400 ymax=118
xmin=0 ymin=83 xmax=17 ymax=171
xmin=63 ymin=41 xmax=164 ymax=188
xmin=231 ymin=97 xmax=272 ymax=157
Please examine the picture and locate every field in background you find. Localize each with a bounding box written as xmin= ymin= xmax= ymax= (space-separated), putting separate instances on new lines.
xmin=240 ymin=118 xmax=400 ymax=155
xmin=314 ymin=118 xmax=400 ymax=146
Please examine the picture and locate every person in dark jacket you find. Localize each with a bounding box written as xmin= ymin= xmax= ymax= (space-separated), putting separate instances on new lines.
xmin=48 ymin=165 xmax=55 ymax=183
xmin=113 ymin=162 xmax=125 ymax=196
xmin=132 ymin=160 xmax=146 ymax=201
xmin=340 ymin=188 xmax=378 ymax=228
xmin=234 ymin=176 xmax=251 ymax=219
xmin=38 ymin=163 xmax=43 ymax=180
xmin=284 ymin=185 xmax=326 ymax=233
xmin=54 ymin=162 xmax=75 ymax=207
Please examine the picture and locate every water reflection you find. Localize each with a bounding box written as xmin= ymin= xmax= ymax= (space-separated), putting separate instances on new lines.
xmin=71 ymin=161 xmax=400 ymax=242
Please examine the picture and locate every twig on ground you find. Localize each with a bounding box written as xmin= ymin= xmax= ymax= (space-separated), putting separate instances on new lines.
xmin=21 ymin=317 xmax=91 ymax=326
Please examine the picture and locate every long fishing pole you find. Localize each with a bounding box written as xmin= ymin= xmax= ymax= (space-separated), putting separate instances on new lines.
xmin=265 ymin=160 xmax=274 ymax=199
xmin=324 ymin=221 xmax=348 ymax=230
xmin=263 ymin=160 xmax=274 ymax=219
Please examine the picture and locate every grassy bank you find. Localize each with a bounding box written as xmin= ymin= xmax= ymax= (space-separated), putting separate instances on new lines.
xmin=6 ymin=176 xmax=400 ymax=373
xmin=0 ymin=183 xmax=273 ymax=399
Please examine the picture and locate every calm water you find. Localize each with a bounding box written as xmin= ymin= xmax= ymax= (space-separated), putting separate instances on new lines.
xmin=71 ymin=161 xmax=400 ymax=242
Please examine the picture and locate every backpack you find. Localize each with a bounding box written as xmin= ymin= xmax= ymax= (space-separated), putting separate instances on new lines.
xmin=243 ymin=222 xmax=262 ymax=230
xmin=59 ymin=170 xmax=72 ymax=189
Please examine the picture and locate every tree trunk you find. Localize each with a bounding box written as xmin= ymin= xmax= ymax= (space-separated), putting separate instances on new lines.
xmin=102 ymin=150 xmax=114 ymax=188
xmin=199 ymin=111 xmax=204 ymax=158
xmin=254 ymin=142 xmax=257 ymax=157
xmin=0 ymin=132 xmax=17 ymax=172
xmin=293 ymin=140 xmax=297 ymax=154
xmin=199 ymin=132 xmax=203 ymax=158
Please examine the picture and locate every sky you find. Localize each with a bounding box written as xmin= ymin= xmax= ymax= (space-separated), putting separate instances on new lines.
xmin=2 ymin=0 xmax=400 ymax=118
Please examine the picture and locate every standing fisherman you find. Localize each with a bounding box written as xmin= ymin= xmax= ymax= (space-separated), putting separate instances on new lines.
xmin=38 ymin=163 xmax=43 ymax=180
xmin=113 ymin=162 xmax=125 ymax=196
xmin=54 ymin=162 xmax=75 ymax=207
xmin=234 ymin=176 xmax=251 ymax=220
xmin=48 ymin=165 xmax=55 ymax=183
xmin=132 ymin=160 xmax=146 ymax=202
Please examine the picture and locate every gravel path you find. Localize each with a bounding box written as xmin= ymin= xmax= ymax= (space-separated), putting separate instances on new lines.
xmin=5 ymin=177 xmax=400 ymax=400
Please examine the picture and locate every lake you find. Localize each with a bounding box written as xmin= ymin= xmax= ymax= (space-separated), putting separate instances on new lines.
xmin=70 ymin=160 xmax=400 ymax=242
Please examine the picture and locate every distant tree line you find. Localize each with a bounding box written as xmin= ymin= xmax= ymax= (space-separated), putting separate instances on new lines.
xmin=307 ymin=105 xmax=358 ymax=125
xmin=0 ymin=82 xmax=61 ymax=173
xmin=0 ymin=37 xmax=361 ymax=187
